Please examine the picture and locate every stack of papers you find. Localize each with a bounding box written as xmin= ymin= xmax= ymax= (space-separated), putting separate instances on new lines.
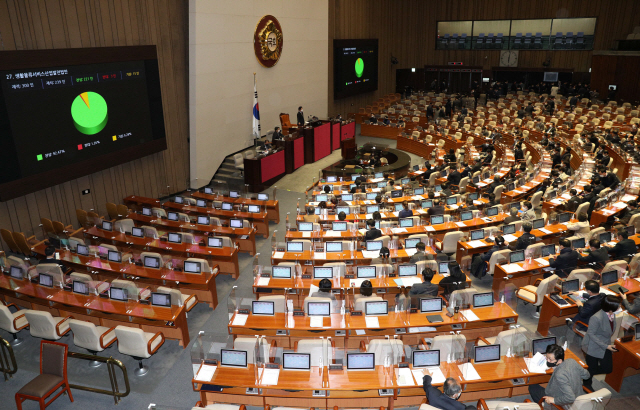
xmin=458 ymin=362 xmax=481 ymax=380
xmin=534 ymin=258 xmax=550 ymax=267
xmin=365 ymin=317 xmax=379 ymax=328
xmin=314 ymin=252 xmax=326 ymax=260
xmin=232 ymin=314 xmax=248 ymax=326
xmin=502 ymin=263 xmax=524 ymax=273
xmin=455 ymin=221 xmax=466 ymax=227
xmin=392 ymin=211 xmax=400 ymax=217
xmin=392 ymin=228 xmax=408 ymax=234
xmin=302 ymin=232 xmax=312 ymax=238
xmin=425 ymin=226 xmax=435 ymax=232
xmin=461 ymin=309 xmax=479 ymax=321
xmin=362 ymin=250 xmax=380 ymax=259
xmin=412 ymin=195 xmax=424 ymax=200
xmin=259 ymin=368 xmax=281 ymax=385
xmin=503 ymin=234 xmax=517 ymax=242
xmin=466 ymin=240 xmax=486 ymax=248
xmin=324 ymin=230 xmax=340 ymax=237
xmin=417 ymin=209 xmax=427 ymax=214
xmin=273 ymin=252 xmax=285 ymax=259
xmin=413 ymin=367 xmax=446 ymax=384
xmin=256 ymin=277 xmax=270 ymax=286
xmin=397 ymin=368 xmax=416 ymax=386
xmin=525 ymin=352 xmax=549 ymax=374
xmin=194 ymin=364 xmax=217 ymax=382
xmin=310 ymin=317 xmax=324 ymax=328
xmin=405 ymin=248 xmax=418 ymax=256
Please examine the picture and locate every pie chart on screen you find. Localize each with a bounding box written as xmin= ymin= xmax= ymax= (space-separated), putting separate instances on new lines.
xmin=355 ymin=58 xmax=364 ymax=78
xmin=71 ymin=91 xmax=108 ymax=135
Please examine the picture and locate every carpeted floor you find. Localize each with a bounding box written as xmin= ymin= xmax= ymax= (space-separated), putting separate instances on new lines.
xmin=2 ymin=129 xmax=640 ymax=410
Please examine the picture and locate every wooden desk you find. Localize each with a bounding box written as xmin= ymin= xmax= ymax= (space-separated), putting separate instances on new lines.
xmin=85 ymin=226 xmax=240 ymax=278
xmin=190 ymin=191 xmax=280 ymax=224
xmin=31 ymin=244 xmax=219 ymax=309
xmin=604 ymin=338 xmax=640 ymax=392
xmin=228 ymin=303 xmax=517 ymax=348
xmin=126 ymin=212 xmax=257 ymax=255
xmin=0 ymin=274 xmax=190 ymax=347
xmin=194 ymin=351 xmax=585 ymax=408
xmin=270 ymin=249 xmax=434 ymax=265
xmin=536 ymin=295 xmax=579 ymax=336
xmin=590 ymin=195 xmax=638 ymax=228
xmin=163 ymin=201 xmax=270 ymax=239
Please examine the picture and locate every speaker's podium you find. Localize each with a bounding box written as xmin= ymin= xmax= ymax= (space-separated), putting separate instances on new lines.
xmin=303 ymin=119 xmax=332 ymax=163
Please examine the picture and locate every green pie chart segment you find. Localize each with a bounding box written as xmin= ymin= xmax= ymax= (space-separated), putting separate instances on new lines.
xmin=355 ymin=58 xmax=364 ymax=78
xmin=71 ymin=91 xmax=108 ymax=135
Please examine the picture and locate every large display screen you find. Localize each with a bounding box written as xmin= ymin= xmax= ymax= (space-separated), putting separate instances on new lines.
xmin=0 ymin=46 xmax=166 ymax=200
xmin=333 ymin=39 xmax=378 ymax=100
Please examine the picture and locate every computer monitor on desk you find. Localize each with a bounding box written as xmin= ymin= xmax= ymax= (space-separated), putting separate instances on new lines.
xmin=509 ymin=250 xmax=525 ymax=264
xmin=532 ymin=218 xmax=545 ymax=229
xmin=474 ymin=344 xmax=501 ymax=363
xmin=430 ymin=215 xmax=444 ymax=225
xmin=541 ymin=244 xmax=556 ymax=257
xmin=252 ymin=300 xmax=275 ymax=315
xmin=307 ymin=302 xmax=331 ymax=316
xmin=151 ymin=292 xmax=171 ymax=307
xmin=473 ymin=292 xmax=494 ymax=308
xmin=272 ymin=266 xmax=292 ymax=279
xmin=184 ymin=261 xmax=202 ymax=274
xmin=167 ymin=233 xmax=182 ymax=244
xmin=144 ymin=256 xmax=161 ymax=269
xmin=357 ymin=266 xmax=376 ymax=278
xmin=399 ymin=264 xmax=417 ymax=277
xmin=532 ymin=337 xmax=556 ymax=355
xmin=167 ymin=212 xmax=179 ymax=221
xmin=502 ymin=224 xmax=516 ymax=235
xmin=9 ymin=266 xmax=23 ymax=280
xmin=562 ymin=279 xmax=580 ymax=294
xmin=413 ymin=350 xmax=440 ymax=367
xmin=347 ymin=353 xmax=375 ymax=370
xmin=571 ymin=238 xmax=585 ymax=250
xmin=558 ymin=213 xmax=572 ymax=223
xmin=38 ymin=273 xmax=53 ymax=288
xmin=486 ymin=206 xmax=498 ymax=217
xmin=142 ymin=207 xmax=152 ymax=216
xmin=72 ymin=280 xmax=89 ymax=295
xmin=405 ymin=238 xmax=420 ymax=249
xmin=220 ymin=349 xmax=248 ymax=367
xmin=399 ymin=218 xmax=414 ymax=227
xmin=602 ymin=270 xmax=619 ymax=286
xmin=438 ymin=262 xmax=449 ymax=275
xmin=470 ymin=229 xmax=484 ymax=240
xmin=326 ymin=242 xmax=343 ymax=252
xmin=109 ymin=287 xmax=127 ymax=301
xmin=332 ymin=222 xmax=347 ymax=231
xmin=197 ymin=215 xmax=210 ymax=225
xmin=298 ymin=222 xmax=313 ymax=232
xmin=131 ymin=227 xmax=144 ymax=238
xmin=286 ymin=242 xmax=304 ymax=252
xmin=283 ymin=353 xmax=311 ymax=370
xmin=366 ymin=241 xmax=383 ymax=251
xmin=313 ymin=267 xmax=333 ymax=279
xmin=461 ymin=211 xmax=473 ymax=221
xmin=365 ymin=301 xmax=388 ymax=316
xmin=420 ymin=298 xmax=443 ymax=313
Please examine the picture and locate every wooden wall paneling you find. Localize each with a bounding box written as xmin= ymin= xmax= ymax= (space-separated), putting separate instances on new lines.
xmin=0 ymin=0 xmax=17 ymax=50
xmin=25 ymin=193 xmax=43 ymax=238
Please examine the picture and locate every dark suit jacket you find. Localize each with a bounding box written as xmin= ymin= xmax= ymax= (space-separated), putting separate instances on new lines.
xmin=447 ymin=171 xmax=461 ymax=186
xmin=510 ymin=232 xmax=535 ymax=251
xmin=549 ymin=248 xmax=579 ymax=278
xmin=398 ymin=209 xmax=413 ymax=218
xmin=272 ymin=131 xmax=283 ymax=141
xmin=573 ymin=293 xmax=606 ymax=330
xmin=428 ymin=206 xmax=445 ymax=216
xmin=607 ymin=239 xmax=637 ymax=260
xmin=364 ymin=228 xmax=382 ymax=241
xmin=409 ymin=251 xmax=434 ymax=263
xmin=410 ymin=282 xmax=439 ymax=297
xmin=297 ymin=111 xmax=304 ymax=125
xmin=423 ymin=375 xmax=470 ymax=410
xmin=503 ymin=215 xmax=520 ymax=224
xmin=578 ymin=247 xmax=609 ymax=269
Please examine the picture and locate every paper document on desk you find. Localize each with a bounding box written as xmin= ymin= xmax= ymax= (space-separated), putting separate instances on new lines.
xmin=392 ymin=228 xmax=408 ymax=234
xmin=458 ymin=362 xmax=481 ymax=381
xmin=397 ymin=367 xmax=416 ymax=386
xmin=405 ymin=248 xmax=418 ymax=256
xmin=314 ymin=252 xmax=326 ymax=260
xmin=622 ymin=194 xmax=636 ymax=202
xmin=425 ymin=226 xmax=435 ymax=232
xmin=365 ymin=317 xmax=379 ymax=328
xmin=482 ymin=217 xmax=493 ymax=223
xmin=310 ymin=317 xmax=324 ymax=328
xmin=366 ymin=214 xmax=373 ymax=219
xmin=502 ymin=234 xmax=517 ymax=242
xmin=359 ymin=229 xmax=367 ymax=235
xmin=414 ymin=171 xmax=425 ymax=175
xmin=601 ymin=288 xmax=617 ymax=296
xmin=550 ymin=199 xmax=565 ymax=205
xmin=455 ymin=221 xmax=466 ymax=227
xmin=302 ymin=232 xmax=311 ymax=238
xmin=538 ymin=228 xmax=552 ymax=234
xmin=417 ymin=208 xmax=427 ymax=214
xmin=256 ymin=277 xmax=270 ymax=286
xmin=350 ymin=278 xmax=367 ymax=288
xmin=474 ymin=200 xmax=483 ymax=205
xmin=232 ymin=314 xmax=248 ymax=326
xmin=194 ymin=364 xmax=217 ymax=382
xmin=273 ymin=252 xmax=285 ymax=259
xmin=421 ymin=367 xmax=446 ymax=384
xmin=412 ymin=195 xmax=424 ymax=200
xmin=535 ymin=258 xmax=550 ymax=267
xmin=362 ymin=250 xmax=380 ymax=259
xmin=502 ymin=263 xmax=524 ymax=273
xmin=613 ymin=201 xmax=627 ymax=208
xmin=325 ymin=230 xmax=340 ymax=237
xmin=460 ymin=309 xmax=479 ymax=322
xmin=393 ymin=211 xmax=400 ymax=217
xmin=450 ymin=205 xmax=459 ymax=210
xmin=525 ymin=353 xmax=549 ymax=374
xmin=259 ymin=368 xmax=281 ymax=386
xmin=395 ymin=277 xmax=423 ymax=287
xmin=466 ymin=240 xmax=486 ymax=248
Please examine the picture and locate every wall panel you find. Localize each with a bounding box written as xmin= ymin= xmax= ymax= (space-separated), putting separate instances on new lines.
xmin=0 ymin=0 xmax=189 ymax=251
xmin=329 ymin=0 xmax=640 ymax=116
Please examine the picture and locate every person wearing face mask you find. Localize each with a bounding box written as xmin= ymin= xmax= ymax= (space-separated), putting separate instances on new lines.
xmin=423 ymin=375 xmax=475 ymax=410
xmin=297 ymin=106 xmax=304 ymax=125
xmin=519 ymin=201 xmax=536 ymax=221
xmin=528 ymin=344 xmax=590 ymax=407
xmin=581 ymin=295 xmax=621 ymax=391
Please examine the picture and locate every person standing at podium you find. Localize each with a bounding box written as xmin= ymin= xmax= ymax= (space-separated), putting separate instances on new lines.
xmin=297 ymin=106 xmax=304 ymax=125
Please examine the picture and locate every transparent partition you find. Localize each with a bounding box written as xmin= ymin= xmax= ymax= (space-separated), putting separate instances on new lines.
xmin=227 ymin=286 xmax=257 ymax=322
xmin=208 ymin=180 xmax=229 ymax=197
xmin=498 ymin=282 xmax=519 ymax=312
xmin=449 ymin=288 xmax=478 ymax=309
xmin=190 ymin=333 xmax=234 ymax=378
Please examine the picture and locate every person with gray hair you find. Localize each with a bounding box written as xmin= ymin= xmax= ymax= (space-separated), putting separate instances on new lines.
xmin=423 ymin=375 xmax=475 ymax=410
xmin=503 ymin=207 xmax=520 ymax=224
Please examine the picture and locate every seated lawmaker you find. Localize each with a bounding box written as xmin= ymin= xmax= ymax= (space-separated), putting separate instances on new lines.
xmin=423 ymin=375 xmax=475 ymax=410
xmin=568 ymin=280 xmax=605 ymax=331
xmin=508 ymin=222 xmax=535 ymax=251
xmin=577 ymin=238 xmax=608 ymax=270
xmin=40 ymin=245 xmax=66 ymax=270
xmin=409 ymin=241 xmax=434 ymax=262
xmin=566 ymin=212 xmax=590 ymax=239
xmin=528 ymin=344 xmax=590 ymax=407
xmin=272 ymin=126 xmax=283 ymax=141
xmin=398 ymin=201 xmax=413 ymax=218
xmin=410 ymin=268 xmax=439 ymax=297
xmin=606 ymin=228 xmax=636 ymax=261
xmin=364 ymin=219 xmax=382 ymax=241
xmin=548 ymin=238 xmax=578 ymax=278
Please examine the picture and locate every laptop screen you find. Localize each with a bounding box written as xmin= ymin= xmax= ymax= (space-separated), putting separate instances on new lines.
xmin=469 ymin=192 xmax=479 ymax=200
xmin=486 ymin=207 xmax=498 ymax=216
xmin=272 ymin=266 xmax=292 ymax=278
xmin=151 ymin=292 xmax=172 ymax=307
xmin=414 ymin=187 xmax=424 ymax=195
xmin=541 ymin=244 xmax=556 ymax=257
xmin=405 ymin=238 xmax=420 ymax=249
xmin=503 ymin=224 xmax=516 ymax=235
xmin=367 ymin=205 xmax=380 ymax=214
xmin=599 ymin=232 xmax=612 ymax=244
xmin=532 ymin=337 xmax=556 ymax=355
xmin=430 ymin=215 xmax=444 ymax=225
xmin=298 ymin=222 xmax=313 ymax=232
xmin=167 ymin=212 xmax=179 ymax=221
xmin=286 ymin=242 xmax=304 ymax=252
xmin=558 ymin=213 xmax=572 ymax=223
xmin=509 ymin=250 xmax=525 ymax=264
xmin=76 ymin=244 xmax=90 ymax=255
xmin=562 ymin=279 xmax=580 ymax=294
xmin=283 ymin=353 xmax=311 ymax=370
xmin=252 ymin=300 xmax=275 ymax=315
xmin=401 ymin=178 xmax=410 ymax=185
xmin=313 ymin=267 xmax=333 ymax=279
xmin=602 ymin=270 xmax=618 ymax=286
xmin=460 ymin=211 xmax=473 ymax=221
xmin=398 ymin=264 xmax=417 ymax=277
xmin=571 ymin=238 xmax=585 ymax=250
xmin=366 ymin=241 xmax=383 ymax=251
xmin=204 ymin=187 xmax=213 ymax=194
xmin=332 ymin=222 xmax=347 ymax=231
xmin=142 ymin=207 xmax=152 ymax=216
xmin=357 ymin=266 xmax=376 ymax=278
xmin=413 ymin=350 xmax=440 ymax=367
xmin=392 ymin=190 xmax=403 ymax=198
xmin=422 ymin=200 xmax=433 ymax=208
xmin=473 ymin=292 xmax=494 ymax=308
xmin=221 ymin=202 xmax=233 ymax=211
xmin=399 ymin=218 xmax=414 ymax=228
xmin=470 ymin=229 xmax=484 ymax=241
xmin=336 ymin=206 xmax=350 ymax=215
xmin=394 ymin=203 xmax=404 ymax=212
xmin=365 ymin=301 xmax=388 ymax=315
xmin=374 ymin=172 xmax=383 ymax=178
xmin=438 ymin=262 xmax=449 ymax=275
xmin=532 ymin=218 xmax=545 ymax=229
xmin=9 ymin=266 xmax=23 ymax=279
xmin=196 ymin=199 xmax=207 ymax=207
xmin=342 ymin=194 xmax=353 ymax=201
xmin=101 ymin=221 xmax=113 ymax=231
xmin=327 ymin=176 xmax=337 ymax=183
xmin=258 ymin=193 xmax=269 ymax=201
xmin=174 ymin=196 xmax=183 ymax=204
xmin=184 ymin=261 xmax=202 ymax=273
xmin=420 ymin=298 xmax=443 ymax=313
xmin=316 ymin=194 xmax=328 ymax=202
xmin=220 ymin=349 xmax=247 ymax=367
xmin=107 ymin=250 xmax=122 ymax=263
xmin=366 ymin=192 xmax=378 ymax=200
xmin=325 ymin=242 xmax=343 ymax=252
xmin=307 ymin=302 xmax=331 ymax=316
xmin=347 ymin=353 xmax=375 ymax=370
xmin=474 ymin=345 xmax=501 ymax=363
xmin=207 ymin=237 xmax=223 ymax=248
xmin=230 ymin=219 xmax=243 ymax=228
xmin=248 ymin=205 xmax=260 ymax=213
xmin=109 ymin=287 xmax=127 ymax=301
xmin=446 ymin=197 xmax=457 ymax=206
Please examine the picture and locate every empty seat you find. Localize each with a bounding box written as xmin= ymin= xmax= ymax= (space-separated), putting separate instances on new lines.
xmin=24 ymin=311 xmax=72 ymax=341
xmin=114 ymin=326 xmax=164 ymax=376
xmin=0 ymin=303 xmax=29 ymax=346
xmin=68 ymin=320 xmax=117 ymax=367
